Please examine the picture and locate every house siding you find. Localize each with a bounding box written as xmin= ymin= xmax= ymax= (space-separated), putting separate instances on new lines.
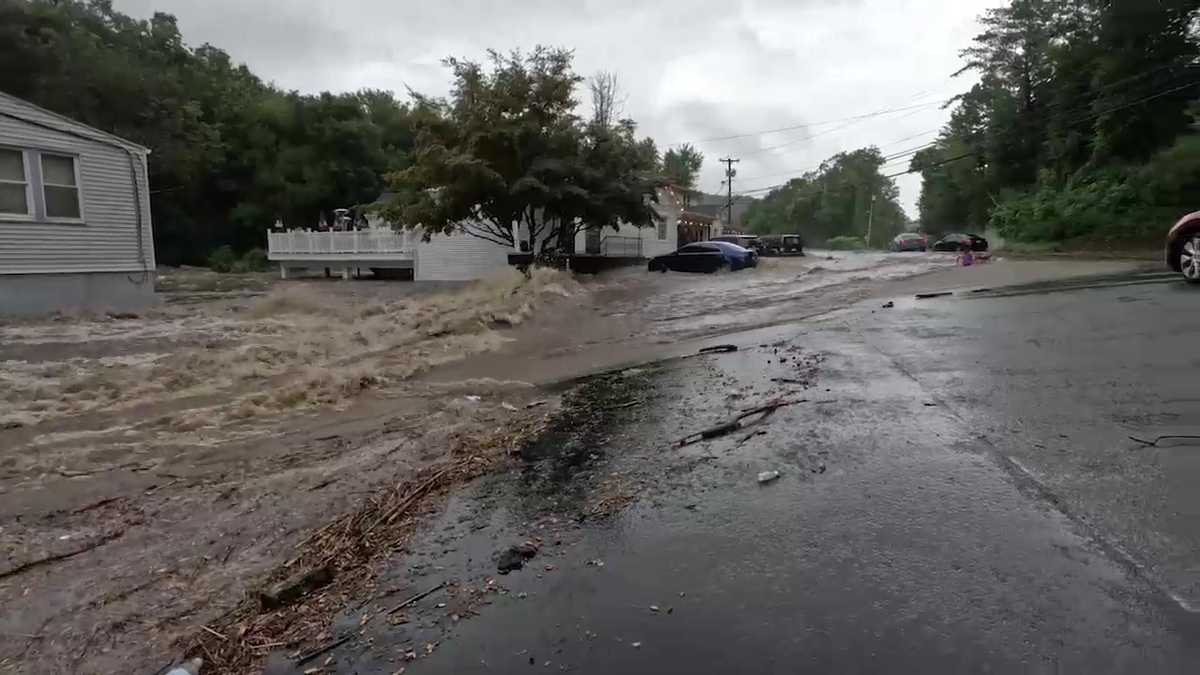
xmin=413 ymin=230 xmax=512 ymax=281
xmin=0 ymin=94 xmax=154 ymax=276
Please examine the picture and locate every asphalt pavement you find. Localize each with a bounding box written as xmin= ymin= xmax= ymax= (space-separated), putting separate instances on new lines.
xmin=316 ymin=268 xmax=1200 ymax=674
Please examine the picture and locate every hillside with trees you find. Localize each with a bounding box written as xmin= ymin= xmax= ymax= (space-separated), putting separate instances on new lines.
xmin=0 ymin=0 xmax=668 ymax=266
xmin=0 ymin=0 xmax=431 ymax=265
xmin=743 ymin=147 xmax=907 ymax=247
xmin=913 ymin=0 xmax=1200 ymax=245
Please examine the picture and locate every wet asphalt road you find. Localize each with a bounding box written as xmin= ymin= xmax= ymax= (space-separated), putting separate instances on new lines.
xmin=319 ymin=270 xmax=1200 ymax=674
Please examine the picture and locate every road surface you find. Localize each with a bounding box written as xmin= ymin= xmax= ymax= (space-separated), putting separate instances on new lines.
xmin=297 ymin=264 xmax=1200 ymax=674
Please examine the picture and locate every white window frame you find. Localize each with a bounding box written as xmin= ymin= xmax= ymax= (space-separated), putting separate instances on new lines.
xmin=38 ymin=151 xmax=85 ymax=224
xmin=0 ymin=147 xmax=34 ymax=221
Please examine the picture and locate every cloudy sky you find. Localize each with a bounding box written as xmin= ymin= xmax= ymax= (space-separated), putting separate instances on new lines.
xmin=115 ymin=0 xmax=1005 ymax=218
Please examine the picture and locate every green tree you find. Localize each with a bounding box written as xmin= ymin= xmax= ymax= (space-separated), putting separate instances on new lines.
xmin=0 ymin=0 xmax=423 ymax=264
xmin=745 ymin=147 xmax=905 ymax=246
xmin=661 ymin=143 xmax=704 ymax=190
xmin=378 ymin=48 xmax=661 ymax=254
xmin=915 ymin=0 xmax=1200 ymax=245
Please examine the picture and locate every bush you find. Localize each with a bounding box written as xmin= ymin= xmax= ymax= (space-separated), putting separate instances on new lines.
xmin=990 ymin=134 xmax=1200 ymax=245
xmin=207 ymin=245 xmax=237 ymax=273
xmin=232 ymin=248 xmax=268 ymax=273
xmin=826 ymin=235 xmax=866 ymax=250
xmin=209 ymin=246 xmax=269 ymax=274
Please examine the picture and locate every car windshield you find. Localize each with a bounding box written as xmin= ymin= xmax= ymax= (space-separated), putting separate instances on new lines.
xmin=678 ymin=244 xmax=717 ymax=253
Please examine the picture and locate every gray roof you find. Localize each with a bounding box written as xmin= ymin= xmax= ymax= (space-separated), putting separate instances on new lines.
xmin=0 ymin=90 xmax=150 ymax=154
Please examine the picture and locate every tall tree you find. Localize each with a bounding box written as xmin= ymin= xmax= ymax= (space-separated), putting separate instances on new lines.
xmin=746 ymin=147 xmax=905 ymax=246
xmin=662 ymin=143 xmax=704 ymax=190
xmin=0 ymin=0 xmax=423 ymax=264
xmin=589 ymin=71 xmax=625 ymax=129
xmin=378 ymin=48 xmax=661 ymax=254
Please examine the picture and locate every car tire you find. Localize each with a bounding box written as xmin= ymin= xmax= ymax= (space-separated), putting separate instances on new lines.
xmin=1181 ymin=234 xmax=1200 ymax=284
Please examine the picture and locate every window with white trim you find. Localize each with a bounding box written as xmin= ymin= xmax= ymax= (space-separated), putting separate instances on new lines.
xmin=40 ymin=153 xmax=81 ymax=220
xmin=0 ymin=148 xmax=31 ymax=217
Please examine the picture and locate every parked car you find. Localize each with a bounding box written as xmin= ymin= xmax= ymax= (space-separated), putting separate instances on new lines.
xmin=648 ymin=241 xmax=758 ymax=273
xmin=758 ymin=234 xmax=806 ymax=256
xmin=932 ymin=233 xmax=988 ymax=252
xmin=711 ymin=234 xmax=763 ymax=252
xmin=1166 ymin=211 xmax=1200 ymax=283
xmin=889 ymin=233 xmax=928 ymax=252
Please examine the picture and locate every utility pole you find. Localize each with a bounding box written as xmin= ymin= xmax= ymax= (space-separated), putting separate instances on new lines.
xmin=866 ymin=194 xmax=876 ymax=249
xmin=720 ymin=157 xmax=740 ymax=229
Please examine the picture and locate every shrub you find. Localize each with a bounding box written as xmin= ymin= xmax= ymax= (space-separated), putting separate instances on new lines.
xmin=207 ymin=245 xmax=237 ymax=273
xmin=231 ymin=248 xmax=268 ymax=273
xmin=826 ymin=235 xmax=866 ymax=250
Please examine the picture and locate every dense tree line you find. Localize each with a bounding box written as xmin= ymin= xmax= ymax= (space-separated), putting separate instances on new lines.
xmin=743 ymin=147 xmax=908 ymax=247
xmin=913 ymin=0 xmax=1200 ymax=243
xmin=1 ymin=0 xmax=423 ymax=264
xmin=1 ymin=1 xmax=691 ymax=265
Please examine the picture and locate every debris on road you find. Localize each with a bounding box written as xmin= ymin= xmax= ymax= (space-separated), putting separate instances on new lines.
xmin=881 ymin=301 xmax=895 ymax=309
xmin=757 ymin=470 xmax=782 ymax=484
xmin=296 ymin=634 xmax=354 ymax=666
xmin=735 ymin=430 xmax=768 ymax=448
xmin=258 ymin=564 xmax=334 ymax=611
xmin=698 ymin=344 xmax=739 ymax=355
xmin=496 ymin=541 xmax=540 ymax=574
xmin=464 ymin=395 xmax=482 ymax=402
xmin=649 ymin=605 xmax=660 ymax=612
xmin=501 ymin=402 xmax=518 ymax=412
xmin=675 ymin=399 xmax=806 ymax=447
xmin=387 ymin=581 xmax=447 ymax=615
xmin=526 ymin=400 xmax=549 ymax=409
xmin=915 ymin=291 xmax=953 ymax=299
xmin=1129 ymin=434 xmax=1200 ymax=448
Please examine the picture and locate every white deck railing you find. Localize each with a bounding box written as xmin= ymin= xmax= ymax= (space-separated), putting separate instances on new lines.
xmin=267 ymin=229 xmax=416 ymax=258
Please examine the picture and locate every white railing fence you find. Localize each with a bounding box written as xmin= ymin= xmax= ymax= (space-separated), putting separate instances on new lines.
xmin=267 ymin=229 xmax=416 ymax=257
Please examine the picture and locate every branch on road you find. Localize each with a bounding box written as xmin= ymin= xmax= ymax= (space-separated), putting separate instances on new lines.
xmin=0 ymin=531 xmax=124 ymax=580
xmin=675 ymin=399 xmax=807 ymax=447
xmin=1129 ymin=435 xmax=1200 ymax=448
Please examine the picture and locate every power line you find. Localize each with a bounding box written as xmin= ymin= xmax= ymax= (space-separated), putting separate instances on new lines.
xmin=882 ymin=78 xmax=1200 ymax=179
xmin=731 ymin=70 xmax=1200 ymax=196
xmin=669 ymin=97 xmax=951 ymax=147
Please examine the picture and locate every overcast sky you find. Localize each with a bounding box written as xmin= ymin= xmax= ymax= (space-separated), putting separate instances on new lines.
xmin=115 ymin=0 xmax=1005 ymax=218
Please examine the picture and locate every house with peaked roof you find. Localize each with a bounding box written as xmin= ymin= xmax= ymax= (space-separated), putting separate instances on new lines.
xmin=0 ymin=91 xmax=155 ymax=315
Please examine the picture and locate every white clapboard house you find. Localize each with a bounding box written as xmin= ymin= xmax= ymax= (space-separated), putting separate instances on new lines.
xmin=266 ymin=187 xmax=717 ymax=282
xmin=0 ymin=91 xmax=155 ymax=315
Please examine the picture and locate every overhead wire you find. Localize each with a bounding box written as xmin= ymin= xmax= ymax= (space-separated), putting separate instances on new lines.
xmin=732 ymin=66 xmax=1200 ymax=193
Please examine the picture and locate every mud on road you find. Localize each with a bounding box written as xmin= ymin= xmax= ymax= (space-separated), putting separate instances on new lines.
xmin=0 ymin=254 xmax=1147 ymax=673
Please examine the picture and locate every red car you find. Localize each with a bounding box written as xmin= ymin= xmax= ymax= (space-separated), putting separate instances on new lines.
xmin=1166 ymin=212 xmax=1200 ymax=283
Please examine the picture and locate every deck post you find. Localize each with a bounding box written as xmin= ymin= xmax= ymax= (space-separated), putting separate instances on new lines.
xmin=279 ymin=264 xmax=288 ymax=280
xmin=341 ymin=267 xmax=351 ymax=280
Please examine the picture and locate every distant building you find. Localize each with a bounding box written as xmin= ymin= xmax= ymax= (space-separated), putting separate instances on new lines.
xmin=0 ymin=91 xmax=156 ymax=316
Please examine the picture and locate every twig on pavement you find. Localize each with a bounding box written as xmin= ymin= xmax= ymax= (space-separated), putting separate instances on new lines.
xmin=1129 ymin=435 xmax=1200 ymax=448
xmin=387 ymin=581 xmax=447 ymax=615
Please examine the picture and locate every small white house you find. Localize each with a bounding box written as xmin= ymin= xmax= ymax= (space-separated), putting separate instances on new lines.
xmin=0 ymin=91 xmax=155 ymax=315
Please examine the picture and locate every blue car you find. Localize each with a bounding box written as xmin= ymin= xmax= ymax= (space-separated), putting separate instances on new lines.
xmin=648 ymin=240 xmax=759 ymax=273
